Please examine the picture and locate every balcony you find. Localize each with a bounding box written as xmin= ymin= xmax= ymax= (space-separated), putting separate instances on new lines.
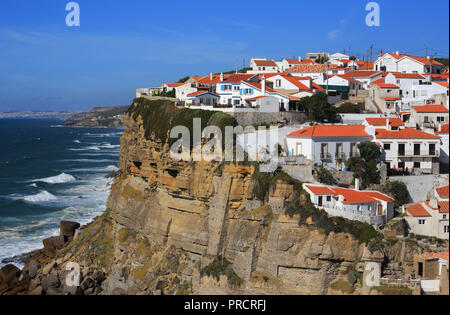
xmin=349 ymin=151 xmax=360 ymax=158
xmin=335 ymin=152 xmax=346 ymax=160
xmin=320 ymin=153 xmax=332 ymax=160
xmin=397 ymin=151 xmax=440 ymax=158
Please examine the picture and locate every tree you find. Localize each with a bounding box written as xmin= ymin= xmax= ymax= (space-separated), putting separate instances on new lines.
xmin=383 ymin=181 xmax=410 ymax=208
xmin=337 ymin=102 xmax=361 ymax=114
xmin=302 ymin=93 xmax=337 ymax=123
xmin=345 ymin=142 xmax=381 ymax=189
xmin=177 ymin=76 xmax=190 ymax=83
xmin=358 ymin=142 xmax=382 ymax=163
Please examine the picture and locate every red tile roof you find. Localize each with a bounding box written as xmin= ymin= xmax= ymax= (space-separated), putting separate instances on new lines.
xmin=332 ymin=188 xmax=378 ymax=204
xmin=287 ymin=125 xmax=370 ymax=138
xmin=196 ymin=75 xmax=227 ymax=84
xmin=381 ymin=97 xmax=402 ymax=101
xmin=244 ymin=81 xmax=277 ymax=94
xmin=286 ymin=64 xmax=327 ymax=73
xmin=187 ymin=91 xmax=219 ymax=97
xmin=254 ymin=60 xmax=278 ymax=67
xmin=435 ymin=81 xmax=449 ymax=88
xmin=375 ymin=128 xmax=441 ymax=139
xmin=379 ymin=53 xmax=444 ymax=66
xmin=305 ymin=185 xmax=335 ymax=195
xmin=285 ymin=58 xmax=302 ymax=64
xmin=418 ymin=252 xmax=449 ymax=261
xmin=222 ymin=73 xmax=256 ymax=84
xmin=389 ymin=72 xmax=425 ymax=79
xmin=436 ymin=124 xmax=449 ymax=134
xmin=412 ymin=105 xmax=449 ymax=113
xmin=344 ymin=70 xmax=381 ymax=78
xmin=438 ymin=202 xmax=449 ymax=214
xmin=365 ymin=118 xmax=405 ymax=127
xmin=436 ymin=185 xmax=449 ymax=199
xmin=406 ymin=203 xmax=431 ymax=217
xmin=164 ymin=83 xmax=184 ymax=87
xmin=305 ymin=186 xmax=392 ymax=204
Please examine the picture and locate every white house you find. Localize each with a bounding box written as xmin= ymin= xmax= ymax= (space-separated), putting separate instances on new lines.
xmin=240 ymin=78 xmax=290 ymax=112
xmin=373 ymin=128 xmax=441 ymax=175
xmin=303 ymin=181 xmax=394 ymax=228
xmin=286 ymin=64 xmax=327 ymax=81
xmin=401 ymin=82 xmax=449 ymax=109
xmin=329 ymin=52 xmax=350 ymax=61
xmin=435 ymin=124 xmax=449 ymax=164
xmin=374 ymin=52 xmax=444 ymax=74
xmin=285 ymin=125 xmax=373 ymax=170
xmin=344 ymin=70 xmax=383 ymax=90
xmin=404 ymin=196 xmax=449 ymax=239
xmin=369 ymin=77 xmax=402 ymax=114
xmin=215 ymin=73 xmax=259 ymax=106
xmin=250 ymin=59 xmax=279 ymax=73
xmin=436 ymin=185 xmax=449 ymax=202
xmin=314 ymin=74 xmax=363 ymax=104
xmin=411 ymin=105 xmax=449 ymax=129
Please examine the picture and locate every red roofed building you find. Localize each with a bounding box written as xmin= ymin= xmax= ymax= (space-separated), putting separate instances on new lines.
xmin=413 ymin=251 xmax=448 ymax=294
xmin=303 ymin=182 xmax=394 ymax=228
xmin=404 ymin=194 xmax=449 ymax=239
xmin=435 ymin=185 xmax=449 ymax=201
xmin=250 ymin=59 xmax=279 ymax=73
xmin=375 ymin=52 xmax=444 ymax=75
xmin=411 ymin=105 xmax=449 ymax=129
xmin=286 ymin=125 xmax=372 ymax=170
xmin=372 ymin=127 xmax=441 ymax=175
xmin=363 ymin=117 xmax=405 ymax=131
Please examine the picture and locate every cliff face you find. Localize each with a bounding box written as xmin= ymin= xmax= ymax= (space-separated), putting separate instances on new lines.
xmin=1 ymin=101 xmax=426 ymax=296
xmin=100 ymin=110 xmax=417 ymax=295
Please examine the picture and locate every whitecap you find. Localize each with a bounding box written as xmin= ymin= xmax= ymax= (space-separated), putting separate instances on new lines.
xmin=32 ymin=173 xmax=76 ymax=184
xmin=23 ymin=191 xmax=57 ymax=203
xmin=74 ymin=140 xmax=81 ymax=144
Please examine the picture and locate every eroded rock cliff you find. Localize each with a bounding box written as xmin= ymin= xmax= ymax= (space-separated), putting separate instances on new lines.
xmin=1 ymin=99 xmax=429 ymax=295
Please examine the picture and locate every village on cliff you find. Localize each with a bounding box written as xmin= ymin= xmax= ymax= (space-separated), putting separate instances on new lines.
xmin=136 ymin=51 xmax=449 ymax=294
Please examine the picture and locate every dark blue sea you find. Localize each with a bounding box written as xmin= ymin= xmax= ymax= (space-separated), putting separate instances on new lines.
xmin=0 ymin=119 xmax=123 ymax=267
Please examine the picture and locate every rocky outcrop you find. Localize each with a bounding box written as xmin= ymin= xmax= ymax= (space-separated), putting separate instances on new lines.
xmin=2 ymin=101 xmax=433 ymax=295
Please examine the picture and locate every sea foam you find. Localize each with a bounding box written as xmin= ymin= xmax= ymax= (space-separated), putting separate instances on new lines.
xmin=32 ymin=173 xmax=76 ymax=184
xmin=23 ymin=191 xmax=57 ymax=203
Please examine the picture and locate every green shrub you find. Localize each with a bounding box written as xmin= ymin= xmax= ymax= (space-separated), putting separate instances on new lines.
xmin=315 ymin=167 xmax=336 ymax=185
xmin=383 ymin=181 xmax=410 ymax=208
xmin=200 ymin=258 xmax=244 ymax=288
xmin=330 ymin=280 xmax=354 ymax=293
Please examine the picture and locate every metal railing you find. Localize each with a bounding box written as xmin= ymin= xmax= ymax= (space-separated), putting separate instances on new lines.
xmin=320 ymin=153 xmax=332 ymax=160
xmin=335 ymin=152 xmax=346 ymax=160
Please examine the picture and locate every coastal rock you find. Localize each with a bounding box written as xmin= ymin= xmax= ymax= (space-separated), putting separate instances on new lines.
xmin=41 ymin=273 xmax=61 ymax=291
xmin=60 ymin=221 xmax=81 ymax=240
xmin=43 ymin=236 xmax=67 ymax=258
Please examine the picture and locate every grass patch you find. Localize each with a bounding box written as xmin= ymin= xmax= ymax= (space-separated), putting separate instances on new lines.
xmin=371 ymin=286 xmax=412 ymax=295
xmin=330 ymin=280 xmax=354 ymax=294
xmin=118 ymin=227 xmax=137 ymax=244
xmin=122 ymin=185 xmax=145 ymax=202
xmin=200 ymin=257 xmax=244 ymax=288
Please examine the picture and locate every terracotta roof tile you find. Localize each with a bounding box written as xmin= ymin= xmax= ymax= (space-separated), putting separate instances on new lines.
xmin=305 ymin=185 xmax=335 ymax=195
xmin=286 ymin=64 xmax=327 ymax=73
xmin=418 ymin=252 xmax=449 ymax=261
xmin=254 ymin=60 xmax=278 ymax=67
xmin=287 ymin=125 xmax=370 ymax=138
xmin=375 ymin=128 xmax=441 ymax=139
xmin=436 ymin=124 xmax=449 ymax=134
xmin=413 ymin=105 xmax=449 ymax=113
xmin=436 ymin=185 xmax=449 ymax=199
xmin=406 ymin=203 xmax=431 ymax=217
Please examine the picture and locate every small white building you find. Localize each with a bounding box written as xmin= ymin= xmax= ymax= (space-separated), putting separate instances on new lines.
xmin=411 ymin=105 xmax=449 ymax=129
xmin=404 ymin=196 xmax=449 ymax=240
xmin=344 ymin=70 xmax=383 ymax=90
xmin=374 ymin=52 xmax=445 ymax=74
xmin=435 ymin=124 xmax=449 ymax=164
xmin=329 ymin=52 xmax=350 ymax=61
xmin=250 ymin=59 xmax=279 ymax=73
xmin=286 ymin=64 xmax=327 ymax=81
xmin=285 ymin=125 xmax=373 ymax=170
xmin=304 ymin=181 xmax=394 ymax=228
xmin=373 ymin=128 xmax=441 ymax=175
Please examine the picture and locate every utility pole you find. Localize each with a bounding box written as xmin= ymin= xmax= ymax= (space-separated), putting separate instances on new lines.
xmin=370 ymin=44 xmax=374 ymax=61
xmin=348 ymin=45 xmax=352 ymax=59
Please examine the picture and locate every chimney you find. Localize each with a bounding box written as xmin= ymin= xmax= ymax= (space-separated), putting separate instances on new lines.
xmin=386 ymin=118 xmax=390 ymax=130
xmin=395 ymin=51 xmax=400 ymax=55
xmin=261 ymin=76 xmax=266 ymax=95
xmin=355 ymin=178 xmax=360 ymax=191
xmin=298 ymin=56 xmax=302 ymax=62
xmin=210 ymin=72 xmax=213 ymax=80
xmin=438 ymin=123 xmax=442 ymax=132
xmin=427 ymin=56 xmax=431 ymax=60
xmin=220 ymin=72 xmax=224 ymax=82
xmin=429 ymin=198 xmax=438 ymax=209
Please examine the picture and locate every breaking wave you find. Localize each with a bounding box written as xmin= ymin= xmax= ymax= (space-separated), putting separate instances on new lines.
xmin=32 ymin=173 xmax=77 ymax=184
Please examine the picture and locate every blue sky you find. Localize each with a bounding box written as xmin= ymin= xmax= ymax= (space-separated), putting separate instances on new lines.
xmin=0 ymin=0 xmax=448 ymax=111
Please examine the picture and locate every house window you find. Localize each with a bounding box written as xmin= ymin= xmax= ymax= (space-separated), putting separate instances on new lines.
xmin=418 ymin=219 xmax=426 ymax=225
xmin=414 ymin=162 xmax=421 ymax=169
xmin=327 ymin=196 xmax=331 ymax=202
xmin=424 ymin=116 xmax=429 ymax=123
xmin=276 ymin=80 xmax=281 ymax=87
xmin=437 ymin=116 xmax=445 ymax=122
xmin=384 ymin=144 xmax=391 ymax=150
xmin=445 ymin=226 xmax=449 ymax=233
xmin=443 ymin=214 xmax=447 ymax=220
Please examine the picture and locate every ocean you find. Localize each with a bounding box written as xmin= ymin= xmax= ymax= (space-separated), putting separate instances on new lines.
xmin=0 ymin=119 xmax=123 ymax=268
